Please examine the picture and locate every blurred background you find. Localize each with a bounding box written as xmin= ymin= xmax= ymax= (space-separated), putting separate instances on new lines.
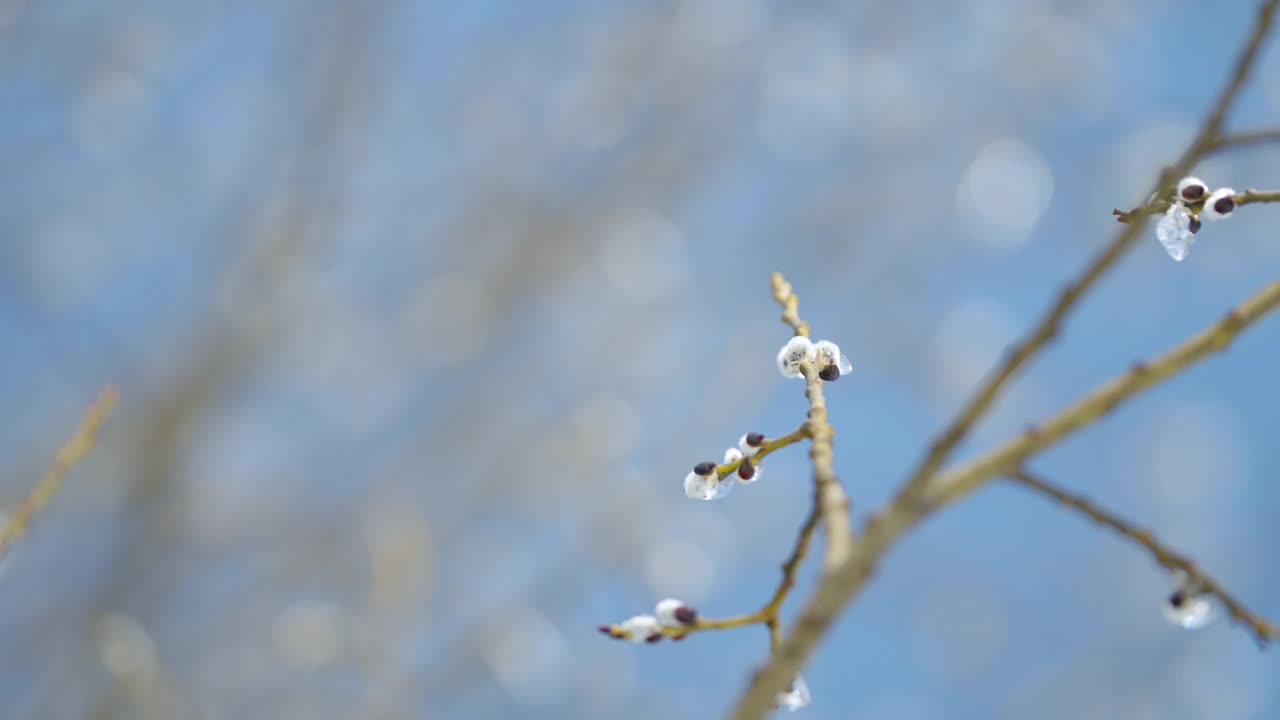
xmin=3 ymin=0 xmax=1280 ymax=718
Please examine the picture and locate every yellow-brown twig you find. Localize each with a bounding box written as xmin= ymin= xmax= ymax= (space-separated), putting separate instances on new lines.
xmin=0 ymin=386 xmax=120 ymax=561
xmin=713 ymin=425 xmax=809 ymax=479
xmin=1006 ymin=468 xmax=1280 ymax=646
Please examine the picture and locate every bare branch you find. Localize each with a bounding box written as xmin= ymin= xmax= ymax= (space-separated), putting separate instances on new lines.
xmin=0 ymin=386 xmax=120 ymax=561
xmin=1005 ymin=468 xmax=1280 ymax=646
xmin=1210 ymin=127 xmax=1280 ymax=153
xmin=896 ymin=0 xmax=1280 ymax=507
xmin=734 ymin=233 xmax=1280 ymax=716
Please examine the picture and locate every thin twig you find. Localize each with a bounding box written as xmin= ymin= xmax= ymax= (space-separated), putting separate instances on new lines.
xmin=1210 ymin=127 xmax=1280 ymax=153
xmin=770 ymin=272 xmax=853 ymax=572
xmin=598 ymin=506 xmax=823 ymax=641
xmin=1114 ymin=187 xmax=1280 ymax=222
xmin=1234 ymin=188 xmax=1280 ymax=208
xmin=771 ymin=273 xmax=810 ymax=338
xmin=0 ymin=386 xmax=120 ymax=561
xmin=714 ymin=425 xmax=809 ymax=479
xmin=1005 ymin=468 xmax=1280 ymax=646
xmin=601 ymin=277 xmax=846 ymax=646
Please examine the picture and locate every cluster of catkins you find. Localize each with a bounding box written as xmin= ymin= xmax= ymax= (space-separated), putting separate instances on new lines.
xmin=682 ymin=337 xmax=851 ymax=502
xmin=599 ymin=599 xmax=811 ymax=711
xmin=608 ymin=336 xmax=850 ymax=709
xmin=1156 ymin=176 xmax=1237 ymax=261
xmin=683 ymin=432 xmax=766 ymax=501
xmin=598 ymin=598 xmax=698 ymax=643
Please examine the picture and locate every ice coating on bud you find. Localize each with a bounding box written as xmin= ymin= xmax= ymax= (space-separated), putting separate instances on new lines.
xmin=655 ymin=598 xmax=697 ymax=628
xmin=776 ymin=336 xmax=816 ymax=379
xmin=776 ymin=675 xmax=811 ymax=711
xmin=1176 ymin=175 xmax=1207 ymax=202
xmin=814 ymin=340 xmax=852 ymax=376
xmin=685 ymin=469 xmax=733 ymax=500
xmin=1162 ymin=588 xmax=1215 ymax=630
xmin=739 ymin=432 xmax=765 ymax=458
xmin=620 ymin=614 xmax=662 ymax=643
xmin=1156 ymin=203 xmax=1196 ymax=261
xmin=1202 ymin=188 xmax=1237 ymax=220
xmin=684 ymin=471 xmax=710 ymax=499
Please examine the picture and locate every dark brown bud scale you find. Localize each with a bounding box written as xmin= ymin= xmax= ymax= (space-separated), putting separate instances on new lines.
xmin=693 ymin=461 xmax=716 ymax=476
xmin=1169 ymin=591 xmax=1185 ymax=608
xmin=1213 ymin=196 xmax=1235 ymax=215
xmin=738 ymin=460 xmax=756 ymax=480
xmin=1189 ymin=217 xmax=1202 ymax=234
xmin=674 ymin=606 xmax=698 ymax=625
xmin=645 ymin=633 xmax=663 ymax=643
xmin=819 ymin=364 xmax=840 ymax=382
xmin=1181 ymin=184 xmax=1205 ymax=201
xmin=745 ymin=432 xmax=765 ymax=447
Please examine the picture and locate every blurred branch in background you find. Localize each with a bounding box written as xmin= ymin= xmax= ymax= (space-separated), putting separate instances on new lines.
xmin=0 ymin=385 xmax=119 ymax=561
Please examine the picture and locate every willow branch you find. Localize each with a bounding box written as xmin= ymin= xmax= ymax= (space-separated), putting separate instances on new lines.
xmin=713 ymin=425 xmax=809 ymax=478
xmin=770 ymin=273 xmax=810 ymax=338
xmin=0 ymin=386 xmax=120 ymax=560
xmin=1210 ymin=127 xmax=1280 ymax=153
xmin=1005 ymin=468 xmax=1280 ymax=645
xmin=898 ymin=0 xmax=1279 ymax=506
xmin=729 ymin=276 xmax=1280 ymax=718
xmin=728 ymin=3 xmax=1279 ymax=717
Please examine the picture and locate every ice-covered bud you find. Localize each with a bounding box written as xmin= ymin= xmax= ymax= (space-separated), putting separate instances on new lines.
xmin=1156 ymin=202 xmax=1196 ymax=261
xmin=814 ymin=340 xmax=853 ymax=378
xmin=620 ymin=614 xmax=663 ymax=643
xmin=738 ymin=432 xmax=766 ymax=458
xmin=737 ymin=459 xmax=757 ymax=481
xmin=724 ymin=447 xmax=743 ymax=464
xmin=1162 ymin=584 xmax=1215 ymax=630
xmin=684 ymin=471 xmax=710 ymax=499
xmin=1202 ymin=188 xmax=1236 ymax=220
xmin=1176 ymin=176 xmax=1208 ymax=203
xmin=685 ymin=470 xmax=734 ymax=500
xmin=776 ymin=336 xmax=816 ymax=379
xmin=686 ymin=457 xmax=734 ymax=500
xmin=655 ymin=598 xmax=698 ymax=628
xmin=776 ymin=675 xmax=811 ymax=712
